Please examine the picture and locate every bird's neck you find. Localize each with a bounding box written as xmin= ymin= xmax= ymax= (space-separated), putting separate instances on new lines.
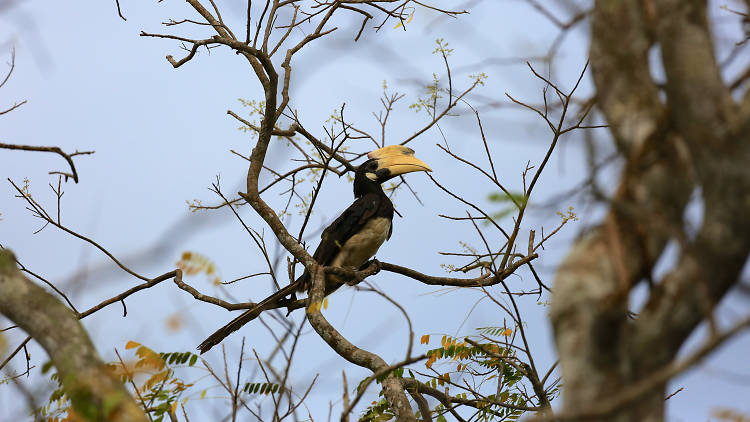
xmin=353 ymin=175 xmax=386 ymax=198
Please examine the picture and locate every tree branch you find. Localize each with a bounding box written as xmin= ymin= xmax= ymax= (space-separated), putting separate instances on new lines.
xmin=0 ymin=249 xmax=148 ymax=421
xmin=305 ymin=265 xmax=415 ymax=421
xmin=0 ymin=143 xmax=93 ymax=183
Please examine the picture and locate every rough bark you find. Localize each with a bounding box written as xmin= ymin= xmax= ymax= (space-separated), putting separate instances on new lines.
xmin=305 ymin=266 xmax=416 ymax=422
xmin=0 ymin=249 xmax=148 ymax=422
xmin=550 ymin=1 xmax=750 ymax=421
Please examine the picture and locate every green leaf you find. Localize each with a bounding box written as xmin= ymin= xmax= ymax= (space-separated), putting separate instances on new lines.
xmin=487 ymin=191 xmax=527 ymax=206
xmin=41 ymin=361 xmax=54 ymax=374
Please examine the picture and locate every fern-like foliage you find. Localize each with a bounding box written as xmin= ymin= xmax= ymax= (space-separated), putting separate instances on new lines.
xmin=358 ymin=328 xmax=559 ymax=422
xmin=243 ymin=382 xmax=282 ymax=395
xmin=36 ymin=341 xmax=286 ymax=422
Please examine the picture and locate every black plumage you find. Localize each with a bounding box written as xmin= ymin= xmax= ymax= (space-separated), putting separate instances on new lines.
xmin=197 ymin=146 xmax=429 ymax=354
xmin=295 ymin=180 xmax=394 ymax=292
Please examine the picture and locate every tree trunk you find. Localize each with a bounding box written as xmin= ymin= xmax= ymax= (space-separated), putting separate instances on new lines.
xmin=550 ymin=1 xmax=750 ymax=420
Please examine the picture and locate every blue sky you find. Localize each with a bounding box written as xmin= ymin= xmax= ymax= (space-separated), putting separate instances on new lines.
xmin=1 ymin=0 xmax=749 ymax=420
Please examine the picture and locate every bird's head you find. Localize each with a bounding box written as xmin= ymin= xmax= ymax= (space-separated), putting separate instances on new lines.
xmin=354 ymin=145 xmax=431 ymax=197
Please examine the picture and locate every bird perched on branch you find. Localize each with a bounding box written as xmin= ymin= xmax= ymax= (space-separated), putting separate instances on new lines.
xmin=197 ymin=145 xmax=431 ymax=354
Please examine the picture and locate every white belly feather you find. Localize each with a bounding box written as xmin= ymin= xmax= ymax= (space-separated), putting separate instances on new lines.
xmin=330 ymin=217 xmax=391 ymax=269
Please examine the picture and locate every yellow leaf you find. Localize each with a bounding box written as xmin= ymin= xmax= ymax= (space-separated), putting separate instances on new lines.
xmin=143 ymin=370 xmax=169 ymax=391
xmin=125 ymin=341 xmax=140 ymax=350
xmin=200 ymin=390 xmax=207 ymax=399
xmin=323 ymin=297 xmax=329 ymax=310
xmin=171 ymin=401 xmax=178 ymax=413
xmin=425 ymin=355 xmax=436 ymax=369
xmin=502 ymin=328 xmax=513 ymax=337
xmin=393 ymin=10 xmax=415 ymax=29
xmin=420 ymin=334 xmax=430 ymax=345
xmin=176 ymin=251 xmax=221 ymax=279
xmin=135 ymin=345 xmax=165 ymax=370
xmin=308 ymin=301 xmax=322 ymax=313
xmin=166 ymin=313 xmax=184 ymax=332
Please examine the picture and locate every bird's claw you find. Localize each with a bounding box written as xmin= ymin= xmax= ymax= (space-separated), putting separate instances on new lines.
xmin=346 ymin=259 xmax=382 ymax=286
xmin=370 ymin=258 xmax=382 ymax=272
xmin=345 ymin=266 xmax=361 ymax=286
xmin=360 ymin=258 xmax=382 ymax=273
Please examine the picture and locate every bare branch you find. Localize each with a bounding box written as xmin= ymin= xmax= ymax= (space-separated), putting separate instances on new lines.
xmin=0 ymin=144 xmax=93 ymax=183
xmin=306 ymin=265 xmax=415 ymax=421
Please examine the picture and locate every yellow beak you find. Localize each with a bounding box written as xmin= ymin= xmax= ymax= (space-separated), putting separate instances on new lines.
xmin=368 ymin=145 xmax=432 ymax=176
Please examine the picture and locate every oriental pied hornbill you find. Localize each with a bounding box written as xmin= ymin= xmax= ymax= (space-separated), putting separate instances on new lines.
xmin=197 ymin=145 xmax=431 ymax=354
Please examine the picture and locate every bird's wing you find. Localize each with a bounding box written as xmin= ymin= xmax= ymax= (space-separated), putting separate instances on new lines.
xmin=294 ymin=193 xmax=384 ymax=291
xmin=198 ymin=194 xmax=385 ymax=354
xmin=312 ymin=192 xmax=383 ymax=266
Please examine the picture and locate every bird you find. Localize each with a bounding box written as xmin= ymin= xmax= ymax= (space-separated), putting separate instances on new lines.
xmin=197 ymin=145 xmax=431 ymax=354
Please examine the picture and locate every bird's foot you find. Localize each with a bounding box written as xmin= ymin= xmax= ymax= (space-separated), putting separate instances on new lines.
xmin=345 ymin=260 xmax=381 ymax=286
xmin=365 ymin=258 xmax=382 ymax=273
xmin=345 ymin=266 xmax=361 ymax=286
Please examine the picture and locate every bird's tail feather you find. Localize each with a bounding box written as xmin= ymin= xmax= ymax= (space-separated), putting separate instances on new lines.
xmin=197 ymin=279 xmax=302 ymax=354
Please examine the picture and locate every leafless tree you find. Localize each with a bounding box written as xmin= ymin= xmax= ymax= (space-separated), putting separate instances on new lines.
xmin=2 ymin=0 xmax=750 ymax=421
